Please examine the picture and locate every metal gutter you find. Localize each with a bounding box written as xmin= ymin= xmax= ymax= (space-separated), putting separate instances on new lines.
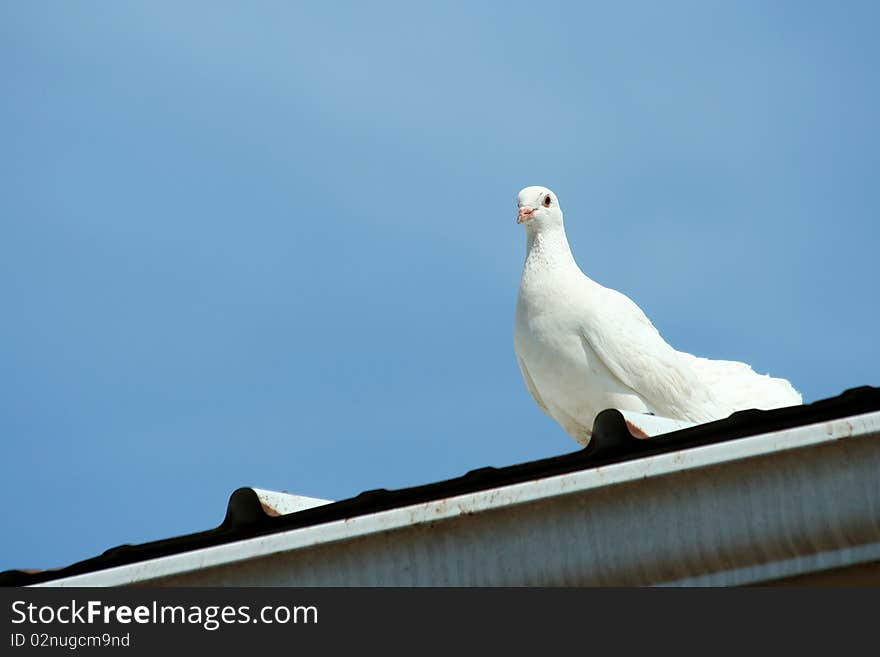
xmin=252 ymin=489 xmax=333 ymax=516
xmin=34 ymin=409 xmax=880 ymax=587
xmin=618 ymin=410 xmax=696 ymax=437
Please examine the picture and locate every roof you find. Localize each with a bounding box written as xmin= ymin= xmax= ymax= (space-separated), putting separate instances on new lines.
xmin=3 ymin=385 xmax=880 ymax=586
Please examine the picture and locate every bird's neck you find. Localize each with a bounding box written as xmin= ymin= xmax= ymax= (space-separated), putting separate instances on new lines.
xmin=523 ymin=225 xmax=579 ymax=277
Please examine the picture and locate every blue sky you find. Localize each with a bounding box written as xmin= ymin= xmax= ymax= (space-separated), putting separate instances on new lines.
xmin=2 ymin=1 xmax=878 ymax=572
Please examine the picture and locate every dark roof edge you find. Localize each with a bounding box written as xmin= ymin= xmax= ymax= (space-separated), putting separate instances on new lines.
xmin=3 ymin=385 xmax=879 ymax=587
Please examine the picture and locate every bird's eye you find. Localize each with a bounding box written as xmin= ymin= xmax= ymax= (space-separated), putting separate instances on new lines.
xmin=543 ymin=195 xmax=552 ymax=208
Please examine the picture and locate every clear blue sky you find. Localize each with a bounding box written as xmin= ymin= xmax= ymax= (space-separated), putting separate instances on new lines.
xmin=2 ymin=1 xmax=878 ymax=572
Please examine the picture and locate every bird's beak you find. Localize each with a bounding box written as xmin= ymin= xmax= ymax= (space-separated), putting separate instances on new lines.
xmin=517 ymin=206 xmax=535 ymax=224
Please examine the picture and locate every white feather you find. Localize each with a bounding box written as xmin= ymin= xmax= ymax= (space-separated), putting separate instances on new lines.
xmin=513 ymin=186 xmax=801 ymax=445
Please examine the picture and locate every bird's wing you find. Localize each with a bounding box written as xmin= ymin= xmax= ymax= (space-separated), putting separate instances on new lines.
xmin=579 ymin=286 xmax=715 ymax=420
xmin=516 ymin=355 xmax=550 ymax=414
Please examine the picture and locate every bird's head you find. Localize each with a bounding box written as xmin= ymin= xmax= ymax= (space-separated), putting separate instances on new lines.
xmin=516 ymin=186 xmax=563 ymax=231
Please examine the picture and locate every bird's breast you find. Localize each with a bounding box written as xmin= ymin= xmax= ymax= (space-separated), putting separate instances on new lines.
xmin=515 ymin=283 xmax=653 ymax=425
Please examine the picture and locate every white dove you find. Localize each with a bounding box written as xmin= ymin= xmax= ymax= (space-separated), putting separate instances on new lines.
xmin=513 ymin=185 xmax=802 ymax=445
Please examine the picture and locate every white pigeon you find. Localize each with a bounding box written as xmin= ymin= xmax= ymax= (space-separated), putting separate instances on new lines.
xmin=513 ymin=185 xmax=802 ymax=446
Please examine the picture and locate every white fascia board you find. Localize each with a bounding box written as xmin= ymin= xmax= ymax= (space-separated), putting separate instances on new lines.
xmin=36 ymin=411 xmax=880 ymax=587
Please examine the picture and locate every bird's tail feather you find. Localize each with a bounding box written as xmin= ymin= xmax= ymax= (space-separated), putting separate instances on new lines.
xmin=682 ymin=353 xmax=802 ymax=414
